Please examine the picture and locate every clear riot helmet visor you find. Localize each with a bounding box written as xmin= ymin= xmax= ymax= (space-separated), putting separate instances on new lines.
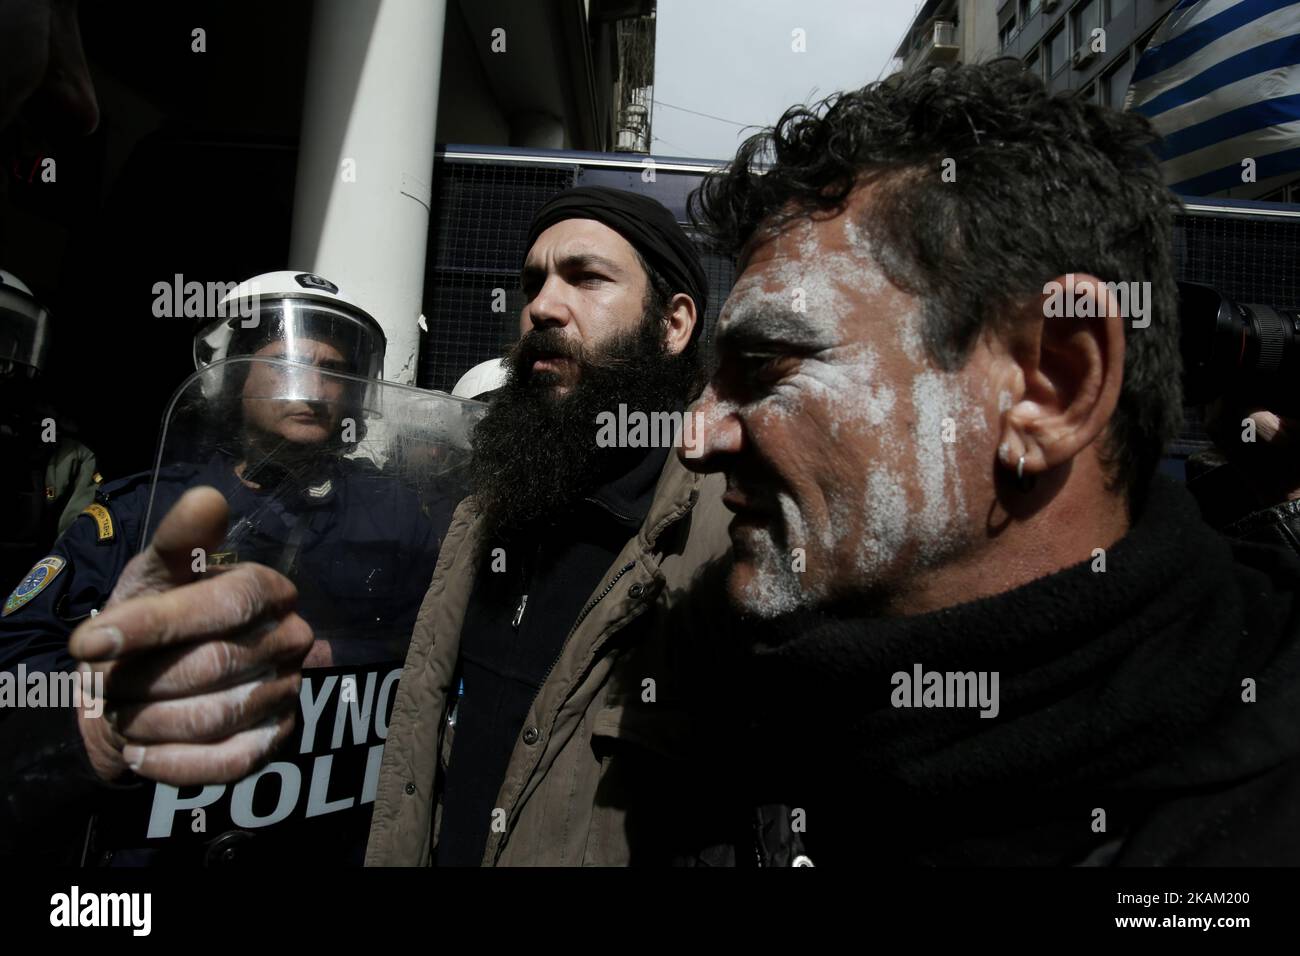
xmin=235 ymin=356 xmax=368 ymax=451
xmin=193 ymin=297 xmax=386 ymax=392
xmin=144 ymin=356 xmax=486 ymax=591
xmin=0 ymin=282 xmax=51 ymax=379
xmin=102 ymin=360 xmax=486 ymax=859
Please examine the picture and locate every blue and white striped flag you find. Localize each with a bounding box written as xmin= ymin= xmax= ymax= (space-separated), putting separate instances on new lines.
xmin=1127 ymin=0 xmax=1300 ymax=198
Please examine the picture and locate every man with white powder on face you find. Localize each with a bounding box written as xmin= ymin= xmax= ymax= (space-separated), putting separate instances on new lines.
xmin=675 ymin=60 xmax=1300 ymax=867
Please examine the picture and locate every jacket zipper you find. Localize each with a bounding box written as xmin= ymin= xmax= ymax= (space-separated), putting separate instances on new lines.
xmin=565 ymin=560 xmax=637 ymax=642
xmin=491 ymin=558 xmax=638 ymax=862
xmin=512 ymin=542 xmax=540 ymax=631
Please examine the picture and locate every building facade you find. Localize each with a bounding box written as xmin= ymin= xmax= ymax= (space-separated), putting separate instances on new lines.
xmin=894 ymin=0 xmax=1000 ymax=73
xmin=1000 ymin=0 xmax=1300 ymax=202
xmin=997 ymin=0 xmax=1178 ymax=110
xmin=895 ymin=0 xmax=1180 ymax=103
xmin=899 ymin=0 xmax=1299 ymax=203
xmin=438 ymin=0 xmax=658 ymax=152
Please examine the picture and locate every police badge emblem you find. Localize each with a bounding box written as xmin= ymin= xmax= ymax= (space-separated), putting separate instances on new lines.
xmin=3 ymin=556 xmax=67 ymax=616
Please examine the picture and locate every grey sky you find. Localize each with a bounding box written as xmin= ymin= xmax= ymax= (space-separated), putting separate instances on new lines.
xmin=652 ymin=0 xmax=923 ymax=161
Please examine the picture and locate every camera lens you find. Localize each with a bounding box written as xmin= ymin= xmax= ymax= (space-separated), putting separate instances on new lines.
xmin=1178 ymin=282 xmax=1300 ymax=417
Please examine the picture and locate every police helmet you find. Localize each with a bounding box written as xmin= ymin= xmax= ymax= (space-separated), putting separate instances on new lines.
xmin=193 ymin=271 xmax=386 ymax=382
xmin=0 ymin=270 xmax=51 ymax=380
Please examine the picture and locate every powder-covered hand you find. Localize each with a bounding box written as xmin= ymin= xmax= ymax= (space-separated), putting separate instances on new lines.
xmin=70 ymin=487 xmax=312 ymax=786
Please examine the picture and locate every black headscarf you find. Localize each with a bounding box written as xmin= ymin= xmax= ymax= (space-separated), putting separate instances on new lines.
xmin=524 ymin=186 xmax=709 ymax=321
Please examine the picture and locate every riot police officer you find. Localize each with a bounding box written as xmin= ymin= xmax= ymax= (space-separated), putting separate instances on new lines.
xmin=0 ymin=270 xmax=102 ymax=590
xmin=0 ymin=272 xmax=470 ymax=864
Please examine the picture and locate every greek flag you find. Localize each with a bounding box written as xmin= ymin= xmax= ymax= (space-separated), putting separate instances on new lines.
xmin=1127 ymin=0 xmax=1300 ymax=198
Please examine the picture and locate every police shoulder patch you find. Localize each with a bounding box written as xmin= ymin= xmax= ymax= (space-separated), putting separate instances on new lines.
xmin=3 ymin=556 xmax=67 ymax=616
xmin=81 ymin=502 xmax=115 ymax=542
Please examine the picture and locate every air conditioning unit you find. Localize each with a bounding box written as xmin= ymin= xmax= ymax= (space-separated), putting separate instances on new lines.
xmin=1044 ymin=0 xmax=1060 ymax=11
xmin=1073 ymin=43 xmax=1098 ymax=68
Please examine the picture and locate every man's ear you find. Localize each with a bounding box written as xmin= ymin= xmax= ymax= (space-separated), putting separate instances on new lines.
xmin=663 ymin=293 xmax=698 ymax=356
xmin=996 ymin=274 xmax=1126 ymax=478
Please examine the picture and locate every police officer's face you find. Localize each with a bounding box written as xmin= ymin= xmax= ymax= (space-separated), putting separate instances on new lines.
xmin=242 ymin=338 xmax=349 ymax=444
xmin=517 ymin=219 xmax=650 ymax=397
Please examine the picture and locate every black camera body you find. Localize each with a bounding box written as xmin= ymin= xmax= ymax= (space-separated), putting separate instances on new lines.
xmin=1179 ymin=281 xmax=1300 ymax=418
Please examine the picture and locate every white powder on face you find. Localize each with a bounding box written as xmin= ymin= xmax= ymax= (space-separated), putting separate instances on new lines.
xmin=745 ymin=223 xmax=926 ymax=587
xmin=786 ymin=344 xmax=896 ymax=439
xmin=736 ymin=490 xmax=811 ymax=618
xmin=842 ymin=197 xmax=923 ymax=364
xmin=895 ymin=305 xmax=926 ymax=364
xmin=722 ymin=212 xmax=993 ymax=608
xmin=718 ymin=215 xmax=895 ymax=375
xmin=687 ymin=382 xmax=731 ymax=441
xmin=757 ymin=218 xmax=892 ymax=344
xmin=842 ymin=214 xmax=873 ymax=260
xmin=738 ymin=220 xmax=902 ymax=440
xmin=736 ymin=556 xmax=804 ymax=618
xmin=857 ymin=467 xmax=911 ymax=578
xmin=910 ymin=371 xmax=975 ymax=564
xmin=719 ymin=230 xmax=895 ymax=447
xmin=777 ymin=490 xmax=807 ymax=551
xmin=998 ymin=389 xmax=1013 ymax=413
xmin=717 ymin=260 xmax=853 ymax=366
xmin=772 ymin=259 xmax=853 ymax=341
xmin=714 ymin=275 xmax=765 ymax=337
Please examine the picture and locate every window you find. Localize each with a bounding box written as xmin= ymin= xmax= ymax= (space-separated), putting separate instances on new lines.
xmin=999 ymin=18 xmax=1020 ymax=49
xmin=1073 ymin=0 xmax=1101 ymax=48
xmin=998 ymin=1 xmax=1019 ymax=49
xmin=1025 ymin=48 xmax=1041 ymax=79
xmin=1021 ymin=0 xmax=1043 ymax=21
xmin=1106 ymin=0 xmax=1132 ymax=22
xmin=1047 ymin=26 xmax=1068 ymax=74
xmin=1103 ymin=51 xmax=1134 ymax=108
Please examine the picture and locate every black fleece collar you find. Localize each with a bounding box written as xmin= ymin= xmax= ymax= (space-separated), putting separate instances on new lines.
xmin=583 ymin=445 xmax=671 ymax=530
xmin=742 ymin=475 xmax=1300 ymax=814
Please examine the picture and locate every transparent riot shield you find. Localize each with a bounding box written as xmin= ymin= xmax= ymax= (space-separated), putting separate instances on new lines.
xmin=96 ymin=357 xmax=485 ymax=864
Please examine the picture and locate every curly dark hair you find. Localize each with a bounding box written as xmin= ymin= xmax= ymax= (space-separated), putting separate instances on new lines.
xmin=688 ymin=58 xmax=1184 ymax=506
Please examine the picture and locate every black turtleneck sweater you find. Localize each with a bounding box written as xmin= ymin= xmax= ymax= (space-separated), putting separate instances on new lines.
xmin=688 ymin=475 xmax=1300 ymax=866
xmin=436 ymin=445 xmax=670 ymax=866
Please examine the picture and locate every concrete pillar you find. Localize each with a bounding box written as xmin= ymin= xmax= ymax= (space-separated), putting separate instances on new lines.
xmin=289 ymin=0 xmax=446 ymax=385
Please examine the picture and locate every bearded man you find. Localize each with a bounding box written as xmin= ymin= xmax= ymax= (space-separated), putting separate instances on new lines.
xmin=366 ymin=187 xmax=731 ymax=866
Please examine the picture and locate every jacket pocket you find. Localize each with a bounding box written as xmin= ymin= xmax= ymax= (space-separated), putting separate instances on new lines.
xmin=591 ymin=700 xmax=695 ymax=761
xmin=586 ymin=701 xmax=698 ymax=866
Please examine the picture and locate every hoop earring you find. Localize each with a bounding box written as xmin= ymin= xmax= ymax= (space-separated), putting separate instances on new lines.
xmin=1016 ymin=454 xmax=1036 ymax=493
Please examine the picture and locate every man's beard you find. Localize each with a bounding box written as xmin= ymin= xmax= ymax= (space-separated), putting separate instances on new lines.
xmin=469 ymin=309 xmax=698 ymax=542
